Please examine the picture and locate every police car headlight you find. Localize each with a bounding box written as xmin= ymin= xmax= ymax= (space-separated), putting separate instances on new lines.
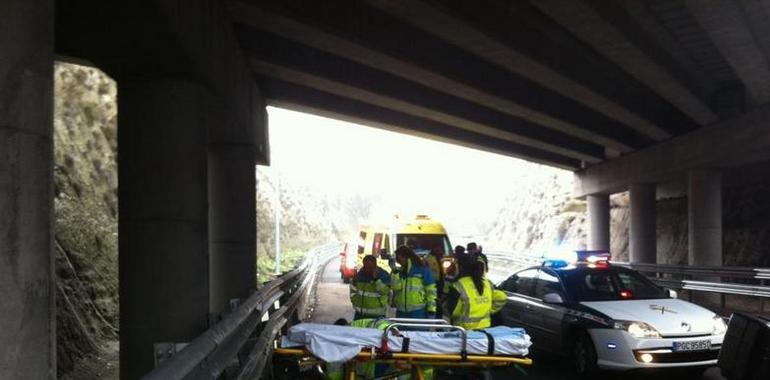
xmin=712 ymin=316 xmax=727 ymax=335
xmin=614 ymin=320 xmax=661 ymax=339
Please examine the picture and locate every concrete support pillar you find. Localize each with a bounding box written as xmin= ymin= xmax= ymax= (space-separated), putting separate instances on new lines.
xmin=629 ymin=183 xmax=656 ymax=263
xmin=587 ymin=194 xmax=610 ymax=251
xmin=208 ymin=144 xmax=257 ymax=316
xmin=688 ymin=171 xmax=722 ymax=267
xmin=0 ymin=1 xmax=55 ymax=379
xmin=118 ymin=80 xmax=209 ymax=379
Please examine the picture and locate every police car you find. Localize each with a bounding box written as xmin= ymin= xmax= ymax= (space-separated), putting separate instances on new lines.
xmin=496 ymin=251 xmax=726 ymax=376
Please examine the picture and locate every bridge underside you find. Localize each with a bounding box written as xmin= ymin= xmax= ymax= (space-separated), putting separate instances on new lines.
xmin=4 ymin=0 xmax=770 ymax=378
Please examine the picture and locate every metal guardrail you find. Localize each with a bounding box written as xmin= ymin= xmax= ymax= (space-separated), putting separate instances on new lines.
xmin=483 ymin=251 xmax=770 ymax=305
xmin=613 ymin=261 xmax=770 ymax=310
xmin=143 ymin=242 xmax=342 ymax=380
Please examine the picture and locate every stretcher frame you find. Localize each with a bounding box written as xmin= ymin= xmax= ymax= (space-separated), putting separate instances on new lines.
xmin=274 ymin=318 xmax=533 ymax=379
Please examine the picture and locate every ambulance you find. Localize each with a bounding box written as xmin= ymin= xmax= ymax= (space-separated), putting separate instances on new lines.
xmin=339 ymin=225 xmax=390 ymax=283
xmin=340 ymin=216 xmax=453 ymax=281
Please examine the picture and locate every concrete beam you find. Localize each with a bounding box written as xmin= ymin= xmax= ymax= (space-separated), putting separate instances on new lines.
xmin=118 ymin=80 xmax=210 ymax=379
xmin=614 ymin=0 xmax=719 ymax=99
xmin=0 ymin=1 xmax=55 ymax=378
xmin=686 ymin=0 xmax=770 ymax=105
xmin=365 ymin=0 xmax=670 ymax=141
xmin=230 ymin=1 xmax=637 ymax=153
xmin=262 ymin=78 xmax=580 ymax=170
xmin=247 ymin=58 xmax=603 ymax=163
xmin=236 ymin=26 xmax=605 ymax=162
xmin=531 ymin=0 xmax=718 ymax=126
xmin=574 ymin=105 xmax=770 ymax=197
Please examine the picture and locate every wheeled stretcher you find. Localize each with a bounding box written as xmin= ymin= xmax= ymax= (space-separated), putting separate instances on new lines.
xmin=274 ymin=318 xmax=533 ymax=379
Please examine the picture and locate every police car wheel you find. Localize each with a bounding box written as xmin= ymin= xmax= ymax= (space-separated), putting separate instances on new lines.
xmin=572 ymin=330 xmax=599 ymax=377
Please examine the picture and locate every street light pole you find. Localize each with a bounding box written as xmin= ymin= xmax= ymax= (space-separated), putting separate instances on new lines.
xmin=274 ymin=171 xmax=281 ymax=275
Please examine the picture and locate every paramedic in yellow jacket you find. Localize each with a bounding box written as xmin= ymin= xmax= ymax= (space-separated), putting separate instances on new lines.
xmin=391 ymin=245 xmax=437 ymax=318
xmin=442 ymin=254 xmax=506 ymax=330
xmin=350 ymin=255 xmax=391 ymax=320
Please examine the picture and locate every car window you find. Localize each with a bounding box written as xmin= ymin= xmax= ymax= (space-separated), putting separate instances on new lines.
xmin=562 ymin=267 xmax=667 ymax=301
xmin=506 ymin=269 xmax=538 ymax=297
xmin=534 ymin=270 xmax=565 ymax=300
xmin=616 ymin=270 xmax=667 ymax=299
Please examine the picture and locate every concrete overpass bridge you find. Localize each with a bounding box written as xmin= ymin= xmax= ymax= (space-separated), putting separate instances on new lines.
xmin=3 ymin=0 xmax=770 ymax=378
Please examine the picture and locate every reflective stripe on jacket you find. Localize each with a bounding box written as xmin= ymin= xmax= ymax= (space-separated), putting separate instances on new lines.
xmin=350 ymin=268 xmax=391 ymax=318
xmin=391 ymin=261 xmax=437 ymax=313
xmin=449 ymin=277 xmax=506 ymax=330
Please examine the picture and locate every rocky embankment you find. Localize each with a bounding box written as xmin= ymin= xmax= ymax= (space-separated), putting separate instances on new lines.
xmin=486 ymin=170 xmax=770 ymax=267
xmin=54 ymin=63 xmax=120 ymax=377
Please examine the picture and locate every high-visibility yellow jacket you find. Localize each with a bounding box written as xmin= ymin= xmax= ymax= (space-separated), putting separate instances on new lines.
xmin=350 ymin=268 xmax=391 ymax=318
xmin=446 ymin=277 xmax=506 ymax=330
xmin=391 ymin=261 xmax=437 ymax=313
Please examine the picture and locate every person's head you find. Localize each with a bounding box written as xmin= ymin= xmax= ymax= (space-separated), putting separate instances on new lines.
xmin=454 ymin=245 xmax=466 ymax=256
xmin=458 ymin=254 xmax=485 ymax=293
xmin=466 ymin=242 xmax=478 ymax=254
xmin=395 ymin=245 xmax=422 ymax=267
xmin=362 ymin=254 xmax=377 ymax=274
xmin=477 ymin=253 xmax=488 ymax=273
xmin=431 ymin=245 xmax=445 ymax=258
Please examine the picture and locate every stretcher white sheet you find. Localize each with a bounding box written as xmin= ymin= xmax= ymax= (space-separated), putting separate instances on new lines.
xmin=280 ymin=323 xmax=531 ymax=364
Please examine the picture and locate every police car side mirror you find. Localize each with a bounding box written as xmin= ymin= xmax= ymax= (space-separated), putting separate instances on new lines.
xmin=542 ymin=292 xmax=564 ymax=304
xmin=666 ymin=288 xmax=678 ymax=299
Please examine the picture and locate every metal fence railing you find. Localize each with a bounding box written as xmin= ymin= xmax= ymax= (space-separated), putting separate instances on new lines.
xmin=483 ymin=251 xmax=770 ymax=310
xmin=142 ymin=242 xmax=341 ymax=380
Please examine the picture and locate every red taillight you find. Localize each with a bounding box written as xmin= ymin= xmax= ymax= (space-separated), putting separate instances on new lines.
xmin=619 ymin=290 xmax=633 ymax=299
xmin=345 ymin=254 xmax=356 ymax=269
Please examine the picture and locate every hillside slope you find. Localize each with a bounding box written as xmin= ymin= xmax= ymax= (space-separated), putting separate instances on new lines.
xmin=485 ymin=171 xmax=770 ymax=268
xmin=54 ymin=63 xmax=119 ymax=376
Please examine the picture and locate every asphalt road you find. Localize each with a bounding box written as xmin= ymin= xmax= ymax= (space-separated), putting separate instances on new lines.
xmin=310 ymin=259 xmax=726 ymax=379
xmin=310 ymin=257 xmax=354 ymax=324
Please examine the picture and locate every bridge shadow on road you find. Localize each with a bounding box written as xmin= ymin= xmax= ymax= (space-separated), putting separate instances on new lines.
xmin=493 ymin=350 xmax=724 ymax=380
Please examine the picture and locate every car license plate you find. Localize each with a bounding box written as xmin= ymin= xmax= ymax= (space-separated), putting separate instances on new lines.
xmin=672 ymin=339 xmax=711 ymax=352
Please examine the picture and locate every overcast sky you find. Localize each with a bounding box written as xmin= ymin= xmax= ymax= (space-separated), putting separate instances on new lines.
xmin=263 ymin=106 xmax=568 ymax=238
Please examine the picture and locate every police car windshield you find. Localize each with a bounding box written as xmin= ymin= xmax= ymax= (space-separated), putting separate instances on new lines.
xmin=561 ymin=267 xmax=668 ymax=301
